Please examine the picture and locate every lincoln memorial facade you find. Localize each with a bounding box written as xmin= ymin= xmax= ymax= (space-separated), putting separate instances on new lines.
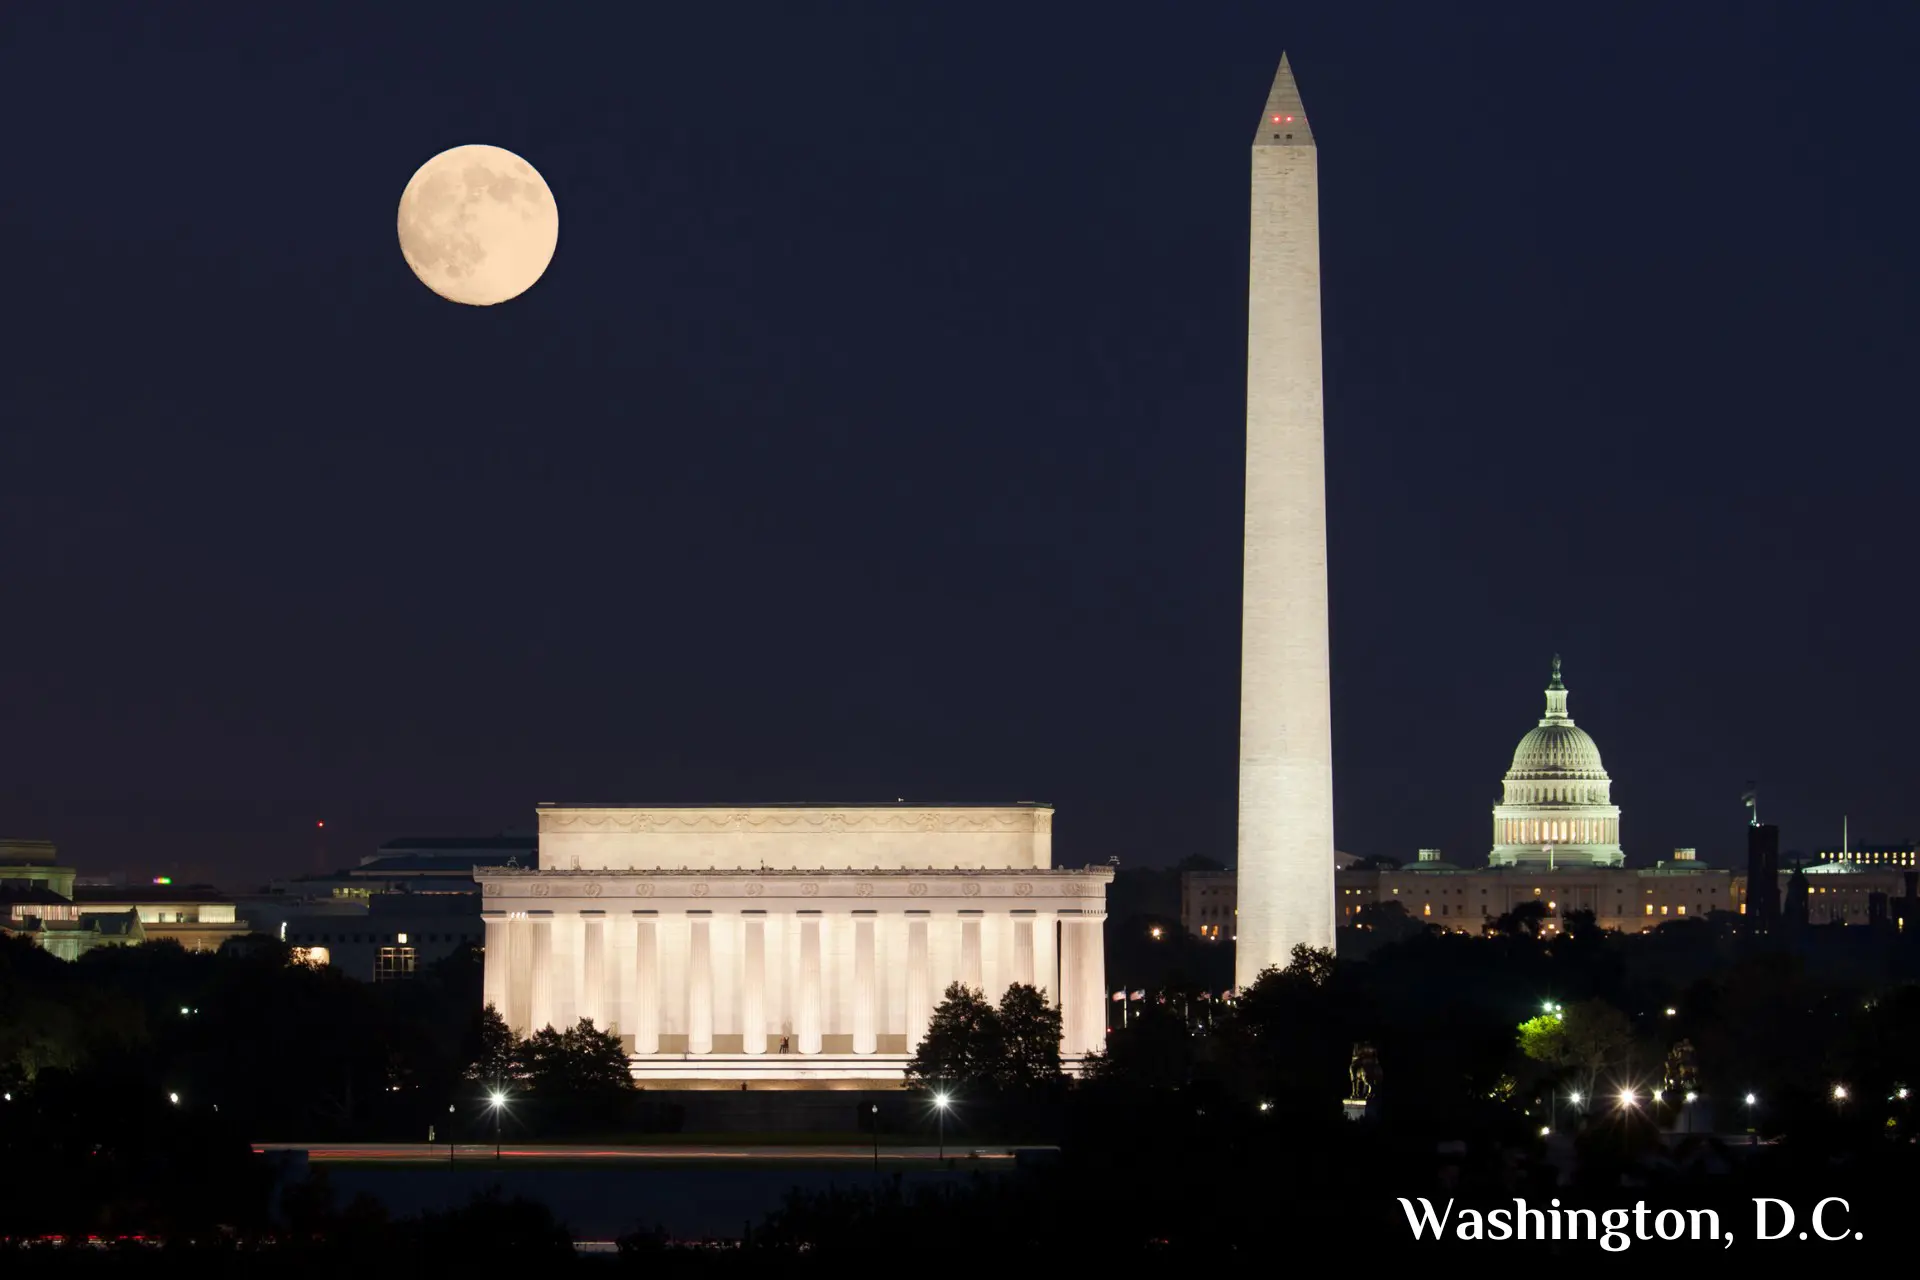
xmin=478 ymin=803 xmax=1112 ymax=1084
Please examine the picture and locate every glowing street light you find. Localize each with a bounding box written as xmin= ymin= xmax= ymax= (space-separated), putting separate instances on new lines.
xmin=1652 ymin=1089 xmax=1664 ymax=1103
xmin=168 ymin=1092 xmax=180 ymax=1105
xmin=933 ymin=1091 xmax=952 ymax=1161
xmin=1568 ymin=1090 xmax=1582 ymax=1107
xmin=1684 ymin=1091 xmax=1698 ymax=1104
xmin=1149 ymin=926 xmax=1164 ymax=941
xmin=1897 ymin=1087 xmax=1911 ymax=1101
xmin=1664 ymin=1007 xmax=1677 ymax=1017
xmin=1618 ymin=1089 xmax=1636 ymax=1109
xmin=489 ymin=1088 xmax=508 ymax=1160
xmin=1832 ymin=1084 xmax=1849 ymax=1102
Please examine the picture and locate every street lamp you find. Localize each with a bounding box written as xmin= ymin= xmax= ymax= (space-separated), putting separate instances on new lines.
xmin=933 ymin=1092 xmax=951 ymax=1161
xmin=1617 ymin=1089 xmax=1636 ymax=1109
xmin=489 ymin=1089 xmax=508 ymax=1160
xmin=168 ymin=1092 xmax=180 ymax=1106
xmin=1744 ymin=1091 xmax=1758 ymax=1144
xmin=871 ymin=1103 xmax=880 ymax=1178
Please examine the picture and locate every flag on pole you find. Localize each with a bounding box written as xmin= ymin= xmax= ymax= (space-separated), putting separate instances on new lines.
xmin=1111 ymin=990 xmax=1126 ymax=1002
xmin=1130 ymin=989 xmax=1146 ymax=1000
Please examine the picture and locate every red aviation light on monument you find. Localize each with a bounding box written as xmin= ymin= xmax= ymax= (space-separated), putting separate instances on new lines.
xmin=1270 ymin=114 xmax=1294 ymax=123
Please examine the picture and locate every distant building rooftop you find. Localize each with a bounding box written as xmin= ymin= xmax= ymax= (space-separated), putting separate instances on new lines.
xmin=0 ymin=840 xmax=64 ymax=868
xmin=534 ymin=801 xmax=1052 ymax=810
xmin=351 ymin=853 xmax=522 ymax=875
xmin=374 ymin=835 xmax=537 ymax=855
xmin=73 ymin=885 xmax=232 ymax=905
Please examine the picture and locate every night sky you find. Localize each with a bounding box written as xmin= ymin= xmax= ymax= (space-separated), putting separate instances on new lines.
xmin=3 ymin=4 xmax=1916 ymax=886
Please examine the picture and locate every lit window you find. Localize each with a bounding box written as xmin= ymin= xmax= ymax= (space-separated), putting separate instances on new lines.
xmin=376 ymin=946 xmax=417 ymax=982
xmin=1660 ymin=906 xmax=1669 ymax=916
xmin=1422 ymin=904 xmax=1431 ymax=917
xmin=1645 ymin=904 xmax=1653 ymax=916
xmin=1677 ymin=906 xmax=1686 ymax=916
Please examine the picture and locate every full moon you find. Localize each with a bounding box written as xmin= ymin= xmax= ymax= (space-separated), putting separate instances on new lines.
xmin=396 ymin=144 xmax=558 ymax=306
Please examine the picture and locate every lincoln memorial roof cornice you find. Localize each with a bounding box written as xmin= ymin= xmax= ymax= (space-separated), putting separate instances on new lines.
xmin=477 ymin=866 xmax=1111 ymax=879
xmin=535 ymin=807 xmax=1052 ymax=834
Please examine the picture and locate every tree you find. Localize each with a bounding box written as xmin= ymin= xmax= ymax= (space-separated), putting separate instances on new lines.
xmin=521 ymin=1017 xmax=632 ymax=1096
xmin=1518 ymin=999 xmax=1632 ymax=1076
xmin=1487 ymin=900 xmax=1550 ymax=938
xmin=1082 ymin=998 xmax=1197 ymax=1090
xmin=994 ymin=984 xmax=1065 ymax=1090
xmin=1282 ymin=943 xmax=1335 ymax=988
xmin=1557 ymin=1000 xmax=1634 ymax=1075
xmin=1352 ymin=900 xmax=1429 ymax=944
xmin=1516 ymin=1013 xmax=1567 ymax=1065
xmin=465 ymin=1004 xmax=519 ymax=1085
xmin=906 ymin=983 xmax=1003 ymax=1091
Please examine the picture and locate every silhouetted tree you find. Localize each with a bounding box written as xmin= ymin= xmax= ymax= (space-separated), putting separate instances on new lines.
xmin=465 ymin=1004 xmax=519 ymax=1085
xmin=906 ymin=983 xmax=1002 ymax=1090
xmin=521 ymin=1017 xmax=632 ymax=1096
xmin=994 ymin=983 xmax=1065 ymax=1090
xmin=1487 ymin=899 xmax=1551 ymax=938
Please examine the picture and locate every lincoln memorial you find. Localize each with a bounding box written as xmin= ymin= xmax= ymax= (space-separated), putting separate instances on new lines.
xmin=479 ymin=803 xmax=1113 ymax=1085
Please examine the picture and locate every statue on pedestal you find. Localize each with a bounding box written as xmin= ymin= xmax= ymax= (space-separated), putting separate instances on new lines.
xmin=1348 ymin=1042 xmax=1380 ymax=1101
xmin=1663 ymin=1039 xmax=1698 ymax=1092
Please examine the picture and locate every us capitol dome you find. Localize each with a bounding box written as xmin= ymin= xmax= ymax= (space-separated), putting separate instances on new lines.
xmin=1488 ymin=656 xmax=1624 ymax=868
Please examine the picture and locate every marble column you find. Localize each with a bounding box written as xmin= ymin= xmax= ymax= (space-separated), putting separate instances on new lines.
xmin=687 ymin=916 xmax=713 ymax=1055
xmin=1057 ymin=916 xmax=1081 ymax=1051
xmin=528 ymin=912 xmax=554 ymax=1033
xmin=960 ymin=916 xmax=982 ymax=990
xmin=633 ymin=914 xmax=660 ymax=1054
xmin=852 ymin=914 xmax=877 ymax=1054
xmin=741 ymin=915 xmax=766 ymax=1054
xmin=482 ymin=913 xmax=507 ymax=1020
xmin=506 ymin=916 xmax=532 ymax=1036
xmin=551 ymin=915 xmax=578 ymax=1031
xmin=580 ymin=912 xmax=606 ymax=1031
xmin=1012 ymin=914 xmax=1035 ymax=988
xmin=797 ymin=915 xmax=823 ymax=1054
xmin=905 ymin=914 xmax=931 ymax=1052
xmin=1035 ymin=911 xmax=1058 ymax=1008
xmin=1084 ymin=914 xmax=1108 ymax=1050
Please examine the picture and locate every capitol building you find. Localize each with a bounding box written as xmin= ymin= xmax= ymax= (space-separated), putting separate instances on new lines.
xmin=1489 ymin=656 xmax=1624 ymax=868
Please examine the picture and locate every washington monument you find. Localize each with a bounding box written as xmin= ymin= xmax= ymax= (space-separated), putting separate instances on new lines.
xmin=1237 ymin=54 xmax=1336 ymax=987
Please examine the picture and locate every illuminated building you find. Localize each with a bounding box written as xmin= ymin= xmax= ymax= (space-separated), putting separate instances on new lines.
xmin=0 ymin=840 xmax=248 ymax=957
xmin=271 ymin=835 xmax=528 ymax=982
xmin=1489 ymin=657 xmax=1624 ymax=867
xmin=481 ymin=803 xmax=1110 ymax=1085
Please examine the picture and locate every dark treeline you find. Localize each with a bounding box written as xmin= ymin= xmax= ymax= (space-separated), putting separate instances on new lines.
xmin=6 ymin=909 xmax=1920 ymax=1260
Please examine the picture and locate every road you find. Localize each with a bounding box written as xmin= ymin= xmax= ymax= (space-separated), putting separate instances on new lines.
xmin=253 ymin=1142 xmax=1030 ymax=1163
